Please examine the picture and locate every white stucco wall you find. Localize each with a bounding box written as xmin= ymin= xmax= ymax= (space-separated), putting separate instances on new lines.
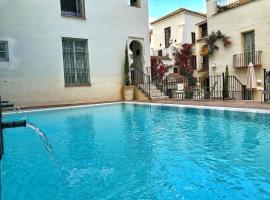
xmin=207 ymin=0 xmax=270 ymax=86
xmin=150 ymin=12 xmax=206 ymax=53
xmin=0 ymin=0 xmax=150 ymax=107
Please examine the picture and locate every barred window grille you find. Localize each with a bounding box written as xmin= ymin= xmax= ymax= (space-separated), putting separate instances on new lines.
xmin=0 ymin=41 xmax=9 ymax=62
xmin=62 ymin=38 xmax=90 ymax=86
xmin=129 ymin=0 xmax=140 ymax=7
xmin=60 ymin=0 xmax=85 ymax=17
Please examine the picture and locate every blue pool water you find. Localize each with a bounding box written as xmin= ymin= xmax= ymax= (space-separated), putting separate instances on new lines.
xmin=2 ymin=103 xmax=270 ymax=200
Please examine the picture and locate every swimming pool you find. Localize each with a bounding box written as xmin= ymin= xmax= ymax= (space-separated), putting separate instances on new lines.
xmin=2 ymin=103 xmax=270 ymax=199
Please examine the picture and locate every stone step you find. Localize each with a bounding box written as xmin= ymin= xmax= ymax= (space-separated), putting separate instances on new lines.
xmin=151 ymin=93 xmax=164 ymax=97
xmin=151 ymin=96 xmax=170 ymax=101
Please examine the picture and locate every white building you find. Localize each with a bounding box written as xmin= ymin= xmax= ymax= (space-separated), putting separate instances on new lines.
xmin=150 ymin=8 xmax=206 ymax=57
xmin=206 ymin=0 xmax=270 ymax=99
xmin=0 ymin=0 xmax=150 ymax=107
xmin=150 ymin=8 xmax=206 ymax=73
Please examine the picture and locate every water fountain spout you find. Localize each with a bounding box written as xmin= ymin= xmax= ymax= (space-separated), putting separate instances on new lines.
xmin=1 ymin=104 xmax=14 ymax=109
xmin=2 ymin=120 xmax=26 ymax=129
xmin=0 ymin=96 xmax=27 ymax=160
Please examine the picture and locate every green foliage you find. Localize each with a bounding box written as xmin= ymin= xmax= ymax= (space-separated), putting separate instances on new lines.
xmin=124 ymin=45 xmax=130 ymax=86
xmin=206 ymin=31 xmax=232 ymax=56
xmin=223 ymin=66 xmax=229 ymax=99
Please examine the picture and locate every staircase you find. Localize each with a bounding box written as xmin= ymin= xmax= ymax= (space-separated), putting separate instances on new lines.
xmin=131 ymin=67 xmax=169 ymax=101
xmin=138 ymin=83 xmax=169 ymax=100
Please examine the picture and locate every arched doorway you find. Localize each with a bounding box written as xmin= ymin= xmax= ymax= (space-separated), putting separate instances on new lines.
xmin=129 ymin=40 xmax=143 ymax=71
xmin=129 ymin=40 xmax=144 ymax=85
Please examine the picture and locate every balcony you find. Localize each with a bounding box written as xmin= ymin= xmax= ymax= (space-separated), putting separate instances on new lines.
xmin=233 ymin=51 xmax=262 ymax=68
xmin=216 ymin=0 xmax=256 ymax=13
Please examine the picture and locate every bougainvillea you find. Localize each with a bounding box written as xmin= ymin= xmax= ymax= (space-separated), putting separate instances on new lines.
xmin=151 ymin=56 xmax=170 ymax=80
xmin=174 ymin=43 xmax=194 ymax=76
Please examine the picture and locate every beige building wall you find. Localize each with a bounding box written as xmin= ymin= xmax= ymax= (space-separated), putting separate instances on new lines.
xmin=0 ymin=0 xmax=150 ymax=107
xmin=207 ymin=0 xmax=270 ymax=88
xmin=194 ymin=20 xmax=209 ymax=78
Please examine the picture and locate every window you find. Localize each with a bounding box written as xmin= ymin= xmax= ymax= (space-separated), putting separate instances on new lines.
xmin=243 ymin=31 xmax=255 ymax=65
xmin=164 ymin=27 xmax=171 ymax=48
xmin=173 ymin=67 xmax=178 ymax=73
xmin=62 ymin=38 xmax=90 ymax=86
xmin=129 ymin=0 xmax=140 ymax=7
xmin=191 ymin=32 xmax=196 ymax=44
xmin=158 ymin=50 xmax=163 ymax=57
xmin=201 ymin=23 xmax=208 ymax=38
xmin=0 ymin=41 xmax=9 ymax=62
xmin=60 ymin=0 xmax=85 ymax=17
xmin=192 ymin=55 xmax=197 ymax=70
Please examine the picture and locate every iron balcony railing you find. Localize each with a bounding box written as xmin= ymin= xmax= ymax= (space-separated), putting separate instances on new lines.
xmin=60 ymin=0 xmax=85 ymax=17
xmin=216 ymin=0 xmax=256 ymax=13
xmin=233 ymin=51 xmax=262 ymax=68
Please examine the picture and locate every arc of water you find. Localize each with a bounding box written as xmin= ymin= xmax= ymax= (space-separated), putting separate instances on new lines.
xmin=26 ymin=122 xmax=63 ymax=178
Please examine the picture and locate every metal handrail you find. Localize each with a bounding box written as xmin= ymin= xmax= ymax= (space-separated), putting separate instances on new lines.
xmin=130 ymin=67 xmax=151 ymax=98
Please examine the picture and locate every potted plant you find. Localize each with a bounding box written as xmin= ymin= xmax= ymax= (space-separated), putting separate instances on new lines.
xmin=123 ymin=45 xmax=135 ymax=101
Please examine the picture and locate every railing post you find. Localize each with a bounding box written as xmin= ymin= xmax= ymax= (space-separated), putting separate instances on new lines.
xmin=0 ymin=96 xmax=3 ymax=160
xmin=222 ymin=72 xmax=225 ymax=100
xmin=264 ymin=69 xmax=266 ymax=102
xmin=165 ymin=77 xmax=168 ymax=96
xmin=242 ymin=85 xmax=247 ymax=100
xmin=148 ymin=75 xmax=151 ymax=99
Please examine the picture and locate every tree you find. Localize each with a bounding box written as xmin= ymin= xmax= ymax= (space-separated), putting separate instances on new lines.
xmin=124 ymin=45 xmax=130 ymax=86
xmin=175 ymin=43 xmax=194 ymax=77
xmin=223 ymin=66 xmax=229 ymax=99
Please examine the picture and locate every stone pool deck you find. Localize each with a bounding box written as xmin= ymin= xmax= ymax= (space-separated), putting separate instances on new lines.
xmin=144 ymin=100 xmax=270 ymax=111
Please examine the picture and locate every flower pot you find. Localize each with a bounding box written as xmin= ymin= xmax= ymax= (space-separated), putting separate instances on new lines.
xmin=123 ymin=86 xmax=135 ymax=101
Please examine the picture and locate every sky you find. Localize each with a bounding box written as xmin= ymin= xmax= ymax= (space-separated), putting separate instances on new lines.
xmin=148 ymin=0 xmax=206 ymax=22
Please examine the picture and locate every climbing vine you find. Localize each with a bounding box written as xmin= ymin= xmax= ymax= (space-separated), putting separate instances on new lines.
xmin=203 ymin=31 xmax=232 ymax=56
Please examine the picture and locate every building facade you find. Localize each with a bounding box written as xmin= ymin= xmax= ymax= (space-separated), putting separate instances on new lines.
xmin=150 ymin=9 xmax=206 ymax=58
xmin=193 ymin=20 xmax=209 ymax=78
xmin=0 ymin=0 xmax=150 ymax=107
xmin=207 ymin=0 xmax=270 ymax=96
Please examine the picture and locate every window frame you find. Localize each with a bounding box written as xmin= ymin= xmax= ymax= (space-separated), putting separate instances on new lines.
xmin=0 ymin=41 xmax=9 ymax=62
xmin=129 ymin=0 xmax=141 ymax=8
xmin=164 ymin=27 xmax=171 ymax=48
xmin=191 ymin=32 xmax=196 ymax=44
xmin=242 ymin=30 xmax=255 ymax=65
xmin=62 ymin=37 xmax=91 ymax=87
xmin=60 ymin=0 xmax=86 ymax=18
xmin=192 ymin=55 xmax=197 ymax=70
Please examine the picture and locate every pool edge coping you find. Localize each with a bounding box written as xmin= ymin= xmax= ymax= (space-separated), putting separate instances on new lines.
xmin=125 ymin=102 xmax=270 ymax=114
xmin=3 ymin=101 xmax=270 ymax=115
